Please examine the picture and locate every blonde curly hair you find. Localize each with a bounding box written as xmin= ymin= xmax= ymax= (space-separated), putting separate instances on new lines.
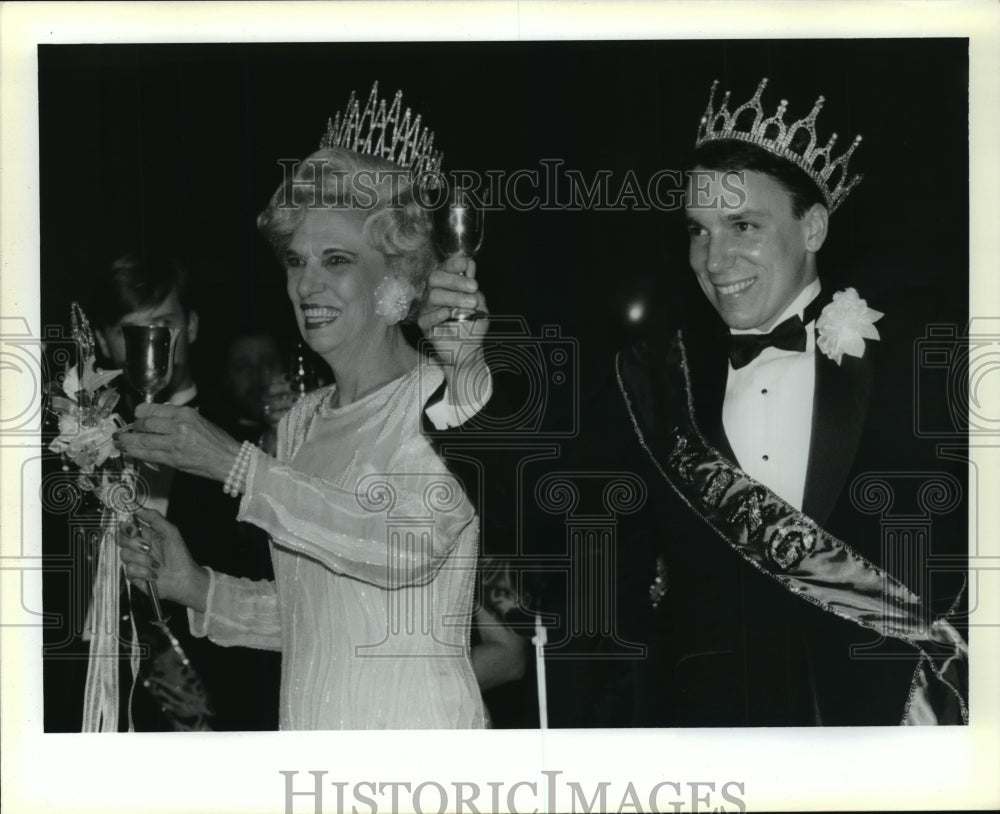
xmin=257 ymin=147 xmax=438 ymax=323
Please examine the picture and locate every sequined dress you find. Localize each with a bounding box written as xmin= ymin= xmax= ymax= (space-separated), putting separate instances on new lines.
xmin=188 ymin=364 xmax=486 ymax=729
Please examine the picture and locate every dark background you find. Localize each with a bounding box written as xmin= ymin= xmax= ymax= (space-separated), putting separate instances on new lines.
xmin=39 ymin=39 xmax=969 ymax=398
xmin=39 ymin=39 xmax=970 ymax=729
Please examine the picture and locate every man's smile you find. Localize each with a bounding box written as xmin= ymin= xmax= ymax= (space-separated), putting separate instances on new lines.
xmin=714 ymin=278 xmax=757 ymax=296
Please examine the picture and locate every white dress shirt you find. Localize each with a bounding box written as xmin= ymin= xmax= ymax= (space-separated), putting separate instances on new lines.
xmin=723 ymin=280 xmax=822 ymax=510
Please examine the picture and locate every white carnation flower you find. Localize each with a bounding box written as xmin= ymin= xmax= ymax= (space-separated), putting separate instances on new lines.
xmin=815 ymin=287 xmax=884 ymax=365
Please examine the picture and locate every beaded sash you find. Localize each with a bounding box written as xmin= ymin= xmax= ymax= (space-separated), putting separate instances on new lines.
xmin=615 ymin=331 xmax=968 ymax=725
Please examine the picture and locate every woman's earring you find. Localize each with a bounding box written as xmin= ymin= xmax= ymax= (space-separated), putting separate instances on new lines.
xmin=374 ymin=276 xmax=415 ymax=326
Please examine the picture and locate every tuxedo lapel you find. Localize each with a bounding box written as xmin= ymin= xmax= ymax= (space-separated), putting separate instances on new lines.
xmin=802 ymin=342 xmax=876 ymax=524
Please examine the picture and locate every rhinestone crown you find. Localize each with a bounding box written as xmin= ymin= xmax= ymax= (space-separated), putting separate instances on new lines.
xmin=319 ymin=81 xmax=443 ymax=176
xmin=696 ymin=77 xmax=863 ymax=212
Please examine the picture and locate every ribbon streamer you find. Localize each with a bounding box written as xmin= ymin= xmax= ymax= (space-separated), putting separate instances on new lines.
xmin=82 ymin=510 xmax=139 ymax=732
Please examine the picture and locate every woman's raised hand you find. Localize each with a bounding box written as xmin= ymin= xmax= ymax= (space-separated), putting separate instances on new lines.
xmin=418 ymin=255 xmax=491 ymax=409
xmin=118 ymin=508 xmax=210 ymax=612
xmin=114 ymin=403 xmax=243 ymax=483
xmin=418 ymin=254 xmax=489 ymax=339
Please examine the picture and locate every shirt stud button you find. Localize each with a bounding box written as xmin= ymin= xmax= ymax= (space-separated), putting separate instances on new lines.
xmin=762 ymin=454 xmax=769 ymax=461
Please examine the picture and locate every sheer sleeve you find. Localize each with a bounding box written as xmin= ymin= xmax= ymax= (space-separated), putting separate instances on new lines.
xmin=187 ymin=567 xmax=282 ymax=651
xmin=236 ymin=435 xmax=476 ymax=589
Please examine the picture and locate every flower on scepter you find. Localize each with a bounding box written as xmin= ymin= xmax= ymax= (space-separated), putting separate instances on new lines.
xmin=49 ymin=355 xmax=125 ymax=469
xmin=46 ymin=303 xmax=135 ymax=510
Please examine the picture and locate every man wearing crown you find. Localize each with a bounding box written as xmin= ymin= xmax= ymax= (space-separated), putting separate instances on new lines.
xmin=590 ymin=78 xmax=968 ymax=726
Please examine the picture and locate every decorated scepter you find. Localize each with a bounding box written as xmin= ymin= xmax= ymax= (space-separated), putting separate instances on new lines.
xmin=47 ymin=303 xmax=210 ymax=732
xmin=48 ymin=303 xmax=139 ymax=731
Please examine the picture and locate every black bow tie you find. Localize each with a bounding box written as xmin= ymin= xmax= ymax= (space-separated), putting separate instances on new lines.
xmin=729 ymin=315 xmax=808 ymax=369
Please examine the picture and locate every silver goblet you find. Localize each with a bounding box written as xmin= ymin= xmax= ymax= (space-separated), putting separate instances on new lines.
xmin=121 ymin=324 xmax=180 ymax=622
xmin=432 ymin=185 xmax=487 ymax=321
xmin=122 ymin=325 xmax=180 ymax=403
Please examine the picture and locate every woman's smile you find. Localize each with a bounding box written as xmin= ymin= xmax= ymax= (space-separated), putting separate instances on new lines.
xmin=300 ymin=304 xmax=342 ymax=329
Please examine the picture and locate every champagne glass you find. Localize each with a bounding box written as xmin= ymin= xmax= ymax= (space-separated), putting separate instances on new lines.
xmin=432 ymin=185 xmax=487 ymax=321
xmin=121 ymin=325 xmax=180 ymax=622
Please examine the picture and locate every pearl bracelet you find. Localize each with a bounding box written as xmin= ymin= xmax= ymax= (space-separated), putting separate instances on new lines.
xmin=223 ymin=441 xmax=256 ymax=496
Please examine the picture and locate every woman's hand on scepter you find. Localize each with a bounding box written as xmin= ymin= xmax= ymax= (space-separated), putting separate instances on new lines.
xmin=118 ymin=508 xmax=210 ymax=612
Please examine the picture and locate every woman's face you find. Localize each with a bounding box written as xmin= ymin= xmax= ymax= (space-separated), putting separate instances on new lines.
xmin=281 ymin=208 xmax=391 ymax=362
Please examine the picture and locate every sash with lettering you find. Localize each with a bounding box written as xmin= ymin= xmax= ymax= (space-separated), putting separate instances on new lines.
xmin=615 ymin=331 xmax=968 ymax=725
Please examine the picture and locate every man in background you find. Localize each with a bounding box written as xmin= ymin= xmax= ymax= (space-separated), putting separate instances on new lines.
xmin=48 ymin=253 xmax=281 ymax=730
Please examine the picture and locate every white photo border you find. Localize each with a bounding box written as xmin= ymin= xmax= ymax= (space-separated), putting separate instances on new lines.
xmin=2 ymin=2 xmax=999 ymax=813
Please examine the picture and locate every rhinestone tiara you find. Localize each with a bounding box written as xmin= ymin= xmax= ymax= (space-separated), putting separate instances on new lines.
xmin=695 ymin=77 xmax=863 ymax=213
xmin=319 ymin=81 xmax=443 ymax=176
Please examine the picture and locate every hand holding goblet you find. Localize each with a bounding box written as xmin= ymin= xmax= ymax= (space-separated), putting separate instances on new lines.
xmin=115 ymin=402 xmax=243 ymax=483
xmin=418 ymin=257 xmax=491 ymax=420
xmin=422 ymin=185 xmax=491 ymax=402
xmin=120 ymin=324 xmax=182 ymax=620
xmin=432 ymin=185 xmax=487 ymax=322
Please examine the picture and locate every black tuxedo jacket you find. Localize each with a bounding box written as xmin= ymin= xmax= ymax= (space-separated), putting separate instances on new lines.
xmin=586 ymin=286 xmax=967 ymax=726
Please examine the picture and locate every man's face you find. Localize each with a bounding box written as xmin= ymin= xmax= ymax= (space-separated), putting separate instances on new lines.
xmin=225 ymin=335 xmax=282 ymax=424
xmin=685 ymin=168 xmax=825 ymax=331
xmin=95 ymin=288 xmax=198 ymax=396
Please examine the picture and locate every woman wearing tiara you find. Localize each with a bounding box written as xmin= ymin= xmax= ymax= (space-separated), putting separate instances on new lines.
xmin=115 ymin=84 xmax=489 ymax=729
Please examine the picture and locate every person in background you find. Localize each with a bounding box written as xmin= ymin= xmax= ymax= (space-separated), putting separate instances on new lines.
xmin=471 ymin=558 xmax=536 ymax=728
xmin=217 ymin=326 xmax=285 ymax=442
xmin=88 ymin=252 xmax=282 ymax=730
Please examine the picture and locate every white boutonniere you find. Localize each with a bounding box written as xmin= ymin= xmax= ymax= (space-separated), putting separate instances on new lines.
xmin=815 ymin=288 xmax=884 ymax=365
